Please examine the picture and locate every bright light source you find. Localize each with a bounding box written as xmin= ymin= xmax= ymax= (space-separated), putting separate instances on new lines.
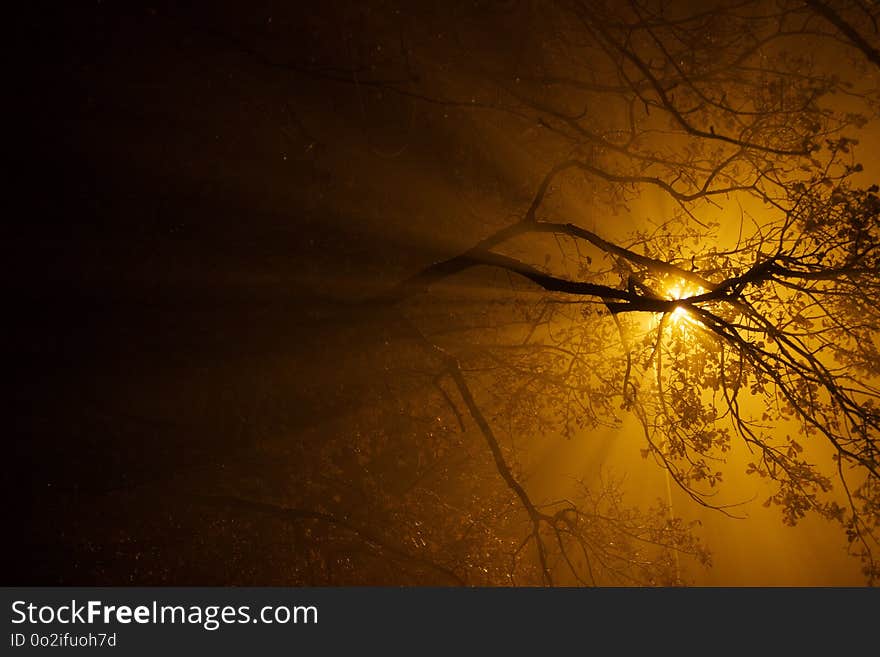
xmin=665 ymin=281 xmax=701 ymax=327
xmin=671 ymin=304 xmax=690 ymax=323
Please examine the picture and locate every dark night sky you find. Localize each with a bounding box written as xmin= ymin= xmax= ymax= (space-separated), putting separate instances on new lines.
xmin=14 ymin=1 xmax=522 ymax=583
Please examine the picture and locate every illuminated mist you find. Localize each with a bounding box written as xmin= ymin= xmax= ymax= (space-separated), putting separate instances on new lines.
xmin=11 ymin=1 xmax=880 ymax=586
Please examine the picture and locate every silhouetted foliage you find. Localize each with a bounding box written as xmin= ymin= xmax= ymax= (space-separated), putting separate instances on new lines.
xmin=331 ymin=0 xmax=880 ymax=584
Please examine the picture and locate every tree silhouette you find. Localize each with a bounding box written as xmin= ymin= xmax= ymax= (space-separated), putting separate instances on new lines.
xmin=20 ymin=1 xmax=880 ymax=586
xmin=181 ymin=0 xmax=880 ymax=585
xmin=297 ymin=0 xmax=880 ymax=584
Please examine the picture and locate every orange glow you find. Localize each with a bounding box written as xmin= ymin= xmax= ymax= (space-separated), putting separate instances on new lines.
xmin=664 ymin=281 xmax=703 ymax=327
